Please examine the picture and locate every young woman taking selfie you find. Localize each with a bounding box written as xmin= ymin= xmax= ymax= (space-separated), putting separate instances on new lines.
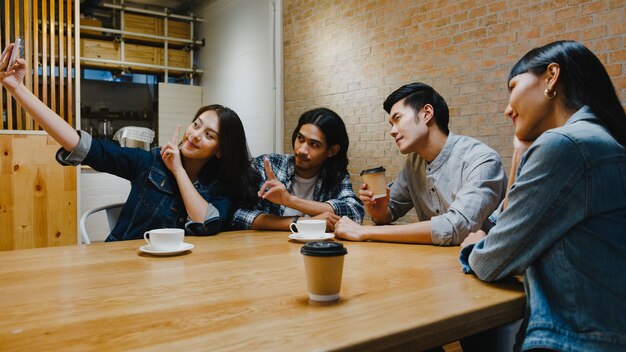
xmin=0 ymin=43 xmax=258 ymax=241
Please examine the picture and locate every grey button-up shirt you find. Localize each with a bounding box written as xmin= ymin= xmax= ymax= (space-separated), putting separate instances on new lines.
xmin=388 ymin=133 xmax=507 ymax=245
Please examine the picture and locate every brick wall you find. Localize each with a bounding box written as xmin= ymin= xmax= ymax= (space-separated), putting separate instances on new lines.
xmin=283 ymin=0 xmax=625 ymax=222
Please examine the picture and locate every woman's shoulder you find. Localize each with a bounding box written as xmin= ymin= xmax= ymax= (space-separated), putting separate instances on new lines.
xmin=525 ymin=130 xmax=585 ymax=171
xmin=546 ymin=118 xmax=625 ymax=160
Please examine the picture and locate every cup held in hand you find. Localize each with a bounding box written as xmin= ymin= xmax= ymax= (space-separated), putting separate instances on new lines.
xmin=360 ymin=166 xmax=387 ymax=199
xmin=143 ymin=228 xmax=184 ymax=251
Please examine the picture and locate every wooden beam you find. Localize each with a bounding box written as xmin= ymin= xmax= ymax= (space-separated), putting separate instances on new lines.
xmin=50 ymin=0 xmax=56 ymax=114
xmin=59 ymin=0 xmax=65 ymax=123
xmin=33 ymin=0 xmax=40 ymax=130
xmin=66 ymin=0 xmax=73 ymax=127
xmin=5 ymin=0 xmax=13 ymax=130
xmin=14 ymin=0 xmax=22 ymax=130
xmin=42 ymin=0 xmax=48 ymax=107
xmin=24 ymin=0 xmax=32 ymax=130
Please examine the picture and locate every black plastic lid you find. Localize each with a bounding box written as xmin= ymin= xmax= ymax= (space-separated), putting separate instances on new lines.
xmin=360 ymin=166 xmax=386 ymax=176
xmin=300 ymin=242 xmax=347 ymax=257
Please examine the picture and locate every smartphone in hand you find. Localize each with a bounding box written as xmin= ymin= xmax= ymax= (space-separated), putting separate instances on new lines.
xmin=6 ymin=38 xmax=21 ymax=72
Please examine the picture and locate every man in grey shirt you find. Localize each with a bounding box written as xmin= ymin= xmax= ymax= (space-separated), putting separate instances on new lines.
xmin=335 ymin=82 xmax=507 ymax=245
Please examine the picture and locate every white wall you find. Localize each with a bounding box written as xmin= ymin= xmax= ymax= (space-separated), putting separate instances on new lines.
xmin=197 ymin=0 xmax=282 ymax=156
xmin=158 ymin=83 xmax=203 ymax=145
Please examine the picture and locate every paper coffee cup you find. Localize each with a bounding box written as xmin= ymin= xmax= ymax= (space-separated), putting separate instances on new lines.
xmin=360 ymin=166 xmax=387 ymax=199
xmin=300 ymin=242 xmax=348 ymax=301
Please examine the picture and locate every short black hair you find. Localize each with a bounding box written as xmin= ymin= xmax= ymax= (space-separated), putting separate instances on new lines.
xmin=383 ymin=82 xmax=449 ymax=134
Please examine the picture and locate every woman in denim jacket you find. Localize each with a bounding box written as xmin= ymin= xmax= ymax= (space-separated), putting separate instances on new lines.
xmin=461 ymin=41 xmax=626 ymax=351
xmin=1 ymin=44 xmax=257 ymax=241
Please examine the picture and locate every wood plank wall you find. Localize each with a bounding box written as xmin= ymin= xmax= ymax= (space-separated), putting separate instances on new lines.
xmin=0 ymin=0 xmax=77 ymax=250
xmin=0 ymin=134 xmax=77 ymax=250
xmin=1 ymin=0 xmax=75 ymax=131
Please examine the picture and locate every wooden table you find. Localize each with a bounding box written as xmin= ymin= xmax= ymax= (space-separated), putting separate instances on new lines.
xmin=0 ymin=231 xmax=525 ymax=351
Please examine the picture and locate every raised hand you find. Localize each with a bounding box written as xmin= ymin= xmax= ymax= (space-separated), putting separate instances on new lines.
xmin=0 ymin=43 xmax=26 ymax=91
xmin=258 ymin=157 xmax=292 ymax=206
xmin=160 ymin=125 xmax=183 ymax=173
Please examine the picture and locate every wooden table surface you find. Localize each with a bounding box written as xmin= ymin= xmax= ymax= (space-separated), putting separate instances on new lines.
xmin=0 ymin=231 xmax=525 ymax=351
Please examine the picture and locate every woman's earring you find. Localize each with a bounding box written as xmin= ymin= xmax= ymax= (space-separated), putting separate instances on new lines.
xmin=544 ymin=88 xmax=556 ymax=99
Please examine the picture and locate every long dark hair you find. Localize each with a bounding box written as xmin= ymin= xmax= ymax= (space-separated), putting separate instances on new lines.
xmin=193 ymin=105 xmax=258 ymax=208
xmin=508 ymin=40 xmax=626 ymax=146
xmin=290 ymin=108 xmax=349 ymax=192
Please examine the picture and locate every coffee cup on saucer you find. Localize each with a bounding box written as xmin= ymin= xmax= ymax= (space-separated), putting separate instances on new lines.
xmin=143 ymin=228 xmax=184 ymax=251
xmin=290 ymin=219 xmax=326 ymax=237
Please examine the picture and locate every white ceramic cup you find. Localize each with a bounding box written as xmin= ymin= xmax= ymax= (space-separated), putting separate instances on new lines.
xmin=290 ymin=219 xmax=326 ymax=237
xmin=143 ymin=228 xmax=184 ymax=251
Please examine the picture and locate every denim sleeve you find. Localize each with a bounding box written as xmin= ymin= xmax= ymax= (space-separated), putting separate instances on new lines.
xmin=482 ymin=200 xmax=503 ymax=233
xmin=55 ymin=130 xmax=92 ymax=165
xmin=325 ymin=172 xmax=365 ymax=224
xmin=57 ymin=131 xmax=152 ymax=180
xmin=468 ymin=133 xmax=587 ymax=281
xmin=387 ymin=164 xmax=415 ymax=222
xmin=185 ymin=192 xmax=232 ymax=235
xmin=431 ymin=154 xmax=506 ymax=246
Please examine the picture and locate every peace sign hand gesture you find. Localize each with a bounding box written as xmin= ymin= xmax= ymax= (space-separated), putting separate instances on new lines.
xmin=160 ymin=125 xmax=183 ymax=173
xmin=258 ymin=157 xmax=292 ymax=206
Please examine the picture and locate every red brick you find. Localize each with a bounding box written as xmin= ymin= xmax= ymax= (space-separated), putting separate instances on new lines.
xmin=609 ymin=20 xmax=626 ymax=36
xmin=582 ymin=1 xmax=607 ymax=15
xmin=609 ymin=50 xmax=626 ymax=63
xmin=469 ymin=5 xmax=487 ymax=18
xmin=604 ymin=63 xmax=622 ymax=76
xmin=488 ymin=1 xmax=507 ymax=13
xmin=555 ymin=7 xmax=578 ymax=21
xmin=479 ymin=14 xmax=498 ymax=27
xmin=581 ymin=25 xmax=607 ymax=40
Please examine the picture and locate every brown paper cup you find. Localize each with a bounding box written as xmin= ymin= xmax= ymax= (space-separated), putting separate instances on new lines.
xmin=361 ymin=166 xmax=387 ymax=199
xmin=301 ymin=242 xmax=347 ymax=301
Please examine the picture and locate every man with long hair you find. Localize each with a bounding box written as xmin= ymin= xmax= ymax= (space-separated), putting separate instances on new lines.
xmin=232 ymin=108 xmax=364 ymax=231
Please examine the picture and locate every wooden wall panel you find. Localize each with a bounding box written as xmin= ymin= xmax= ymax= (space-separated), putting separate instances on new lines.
xmin=1 ymin=0 xmax=76 ymax=132
xmin=0 ymin=0 xmax=77 ymax=249
xmin=0 ymin=134 xmax=77 ymax=250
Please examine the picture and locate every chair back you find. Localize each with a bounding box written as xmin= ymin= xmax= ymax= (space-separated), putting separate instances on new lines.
xmin=79 ymin=203 xmax=125 ymax=244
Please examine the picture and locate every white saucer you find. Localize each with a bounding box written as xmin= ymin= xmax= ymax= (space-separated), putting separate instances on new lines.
xmin=288 ymin=233 xmax=335 ymax=243
xmin=139 ymin=243 xmax=194 ymax=256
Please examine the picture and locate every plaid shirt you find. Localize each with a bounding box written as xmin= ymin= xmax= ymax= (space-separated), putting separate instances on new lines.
xmin=231 ymin=153 xmax=364 ymax=229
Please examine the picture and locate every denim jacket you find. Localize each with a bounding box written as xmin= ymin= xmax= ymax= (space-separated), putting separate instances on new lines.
xmin=57 ymin=131 xmax=231 ymax=241
xmin=466 ymin=107 xmax=626 ymax=351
